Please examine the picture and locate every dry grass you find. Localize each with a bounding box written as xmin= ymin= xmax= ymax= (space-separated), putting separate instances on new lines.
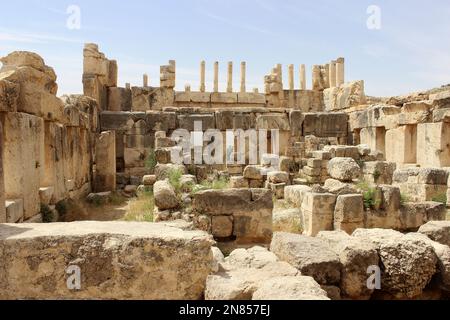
xmin=122 ymin=191 xmax=154 ymax=222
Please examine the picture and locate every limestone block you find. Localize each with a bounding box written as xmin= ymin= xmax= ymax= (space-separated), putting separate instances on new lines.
xmin=352 ymin=229 xmax=437 ymax=299
xmin=363 ymin=161 xmax=396 ymax=185
xmin=230 ymin=176 xmax=249 ymax=188
xmin=284 ymin=185 xmax=312 ymax=208
xmin=107 ymin=87 xmax=131 ymax=111
xmin=323 ymin=80 xmax=366 ymax=111
xmin=243 ymin=165 xmax=264 ymax=180
xmin=211 ymin=93 xmax=238 ymax=104
xmin=5 ymin=199 xmax=24 ymax=223
xmin=154 ymin=180 xmax=179 ymax=210
xmin=0 ymin=79 xmax=19 ymax=112
xmin=419 ymin=221 xmax=450 ymax=247
xmin=178 ymin=114 xmax=215 ymax=131
xmin=289 ymin=110 xmax=304 ymax=136
xmin=211 ymin=216 xmax=233 ymax=238
xmin=303 ymin=113 xmax=348 ymax=137
xmin=267 ymin=171 xmax=289 ymax=184
xmin=398 ymin=101 xmax=432 ymax=125
xmin=237 ymin=92 xmax=266 ymax=104
xmin=417 ymin=122 xmax=450 ymax=167
xmin=188 ymin=92 xmax=210 ymax=103
xmin=268 ymin=182 xmax=286 ymax=199
xmin=155 ymin=148 xmax=172 ymax=164
xmin=0 ymin=221 xmax=214 ymax=299
xmin=334 ymin=194 xmax=364 ymax=234
xmin=154 ymin=164 xmax=187 ymax=181
xmin=399 ymin=202 xmax=446 ymax=230
xmin=94 ymin=131 xmax=116 ymax=192
xmin=253 ymin=276 xmax=329 ymax=300
xmin=256 ymin=114 xmax=290 ymax=130
xmin=146 ymin=111 xmax=177 ymax=131
xmin=270 ymin=232 xmax=341 ymax=285
xmin=279 ymin=156 xmax=296 ymax=173
xmin=301 ymin=192 xmax=337 ymax=236
xmin=385 ymin=126 xmax=417 ymax=164
xmin=327 ymin=157 xmax=361 ymax=182
xmin=142 ymin=175 xmax=156 ymax=186
xmin=1 ymin=112 xmax=43 ymax=219
xmin=433 ymin=108 xmax=450 ymax=123
xmin=317 ymin=231 xmax=379 ymax=299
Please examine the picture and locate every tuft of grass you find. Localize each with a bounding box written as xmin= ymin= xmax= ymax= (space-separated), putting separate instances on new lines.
xmin=432 ymin=193 xmax=447 ymax=206
xmin=122 ymin=190 xmax=154 ymax=222
xmin=41 ymin=204 xmax=55 ymax=223
xmin=400 ymin=193 xmax=409 ymax=206
xmin=110 ymin=192 xmax=127 ymax=206
xmin=168 ymin=168 xmax=184 ymax=194
xmin=145 ymin=148 xmax=157 ymax=172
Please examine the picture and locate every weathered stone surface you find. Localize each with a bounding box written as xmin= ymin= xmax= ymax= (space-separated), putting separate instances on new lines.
xmin=267 ymin=171 xmax=289 ymax=184
xmin=284 ymin=185 xmax=312 ymax=207
xmin=154 ymin=180 xmax=179 ymax=210
xmin=0 ymin=222 xmax=214 ymax=300
xmin=205 ymin=247 xmax=300 ymax=300
xmin=324 ymin=80 xmax=366 ymax=111
xmin=270 ymin=232 xmax=341 ymax=285
xmin=193 ymin=189 xmax=273 ymax=244
xmin=229 ymin=176 xmax=249 ymax=188
xmin=256 ymin=114 xmax=290 ymax=130
xmin=334 ymin=194 xmax=364 ymax=234
xmin=94 ymin=131 xmax=116 ymax=192
xmin=352 ymin=228 xmax=437 ymax=298
xmin=5 ymin=199 xmax=23 ymax=223
xmin=243 ymin=165 xmax=264 ymax=180
xmin=252 ymin=276 xmax=329 ymax=300
xmin=328 ymin=158 xmax=361 ymax=182
xmin=303 ymin=113 xmax=348 ymax=137
xmin=301 ymin=192 xmax=336 ymax=236
xmin=142 ymin=175 xmax=156 ymax=186
xmin=418 ymin=221 xmax=450 ymax=247
xmin=154 ymin=164 xmax=187 ymax=181
xmin=323 ymin=179 xmax=357 ymax=196
xmin=273 ymin=209 xmax=302 ymax=233
xmin=317 ymin=231 xmax=379 ymax=299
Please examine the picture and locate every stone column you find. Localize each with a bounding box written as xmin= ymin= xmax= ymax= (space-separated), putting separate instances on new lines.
xmin=94 ymin=131 xmax=116 ymax=192
xmin=0 ymin=121 xmax=5 ymax=223
xmin=253 ymin=88 xmax=259 ymax=93
xmin=125 ymin=83 xmax=131 ymax=90
xmin=143 ymin=74 xmax=149 ymax=87
xmin=329 ymin=61 xmax=337 ymax=87
xmin=185 ymin=84 xmax=191 ymax=92
xmin=336 ymin=57 xmax=345 ymax=87
xmin=240 ymin=62 xmax=246 ymax=93
xmin=227 ymin=62 xmax=233 ymax=93
xmin=214 ymin=61 xmax=219 ymax=93
xmin=200 ymin=61 xmax=206 ymax=92
xmin=288 ymin=64 xmax=294 ymax=90
xmin=300 ymin=64 xmax=306 ymax=90
xmin=312 ymin=65 xmax=321 ymax=91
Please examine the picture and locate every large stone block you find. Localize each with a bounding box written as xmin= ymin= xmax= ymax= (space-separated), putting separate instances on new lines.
xmin=107 ymin=87 xmax=131 ymax=111
xmin=334 ymin=194 xmax=364 ymax=234
xmin=324 ymin=80 xmax=366 ymax=111
xmin=303 ymin=113 xmax=348 ymax=138
xmin=178 ymin=114 xmax=215 ymax=131
xmin=94 ymin=131 xmax=116 ymax=192
xmin=270 ymin=232 xmax=341 ymax=285
xmin=301 ymin=192 xmax=337 ymax=236
xmin=317 ymin=231 xmax=379 ymax=299
xmin=327 ymin=157 xmax=361 ymax=182
xmin=0 ymin=79 xmax=19 ymax=112
xmin=418 ymin=221 xmax=450 ymax=247
xmin=385 ymin=126 xmax=417 ymax=164
xmin=352 ymin=229 xmax=437 ymax=299
xmin=193 ymin=189 xmax=273 ymax=244
xmin=284 ymin=185 xmax=312 ymax=207
xmin=0 ymin=222 xmax=214 ymax=299
xmin=1 ymin=112 xmax=43 ymax=219
xmin=417 ymin=122 xmax=450 ymax=167
xmin=256 ymin=114 xmax=290 ymax=130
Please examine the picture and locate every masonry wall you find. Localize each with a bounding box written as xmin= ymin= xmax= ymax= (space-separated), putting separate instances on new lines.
xmin=0 ymin=52 xmax=102 ymax=223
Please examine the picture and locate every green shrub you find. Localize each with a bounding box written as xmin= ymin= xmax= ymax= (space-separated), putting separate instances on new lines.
xmin=432 ymin=193 xmax=447 ymax=205
xmin=41 ymin=204 xmax=55 ymax=223
xmin=400 ymin=193 xmax=409 ymax=206
xmin=145 ymin=148 xmax=157 ymax=172
xmin=357 ymin=180 xmax=381 ymax=210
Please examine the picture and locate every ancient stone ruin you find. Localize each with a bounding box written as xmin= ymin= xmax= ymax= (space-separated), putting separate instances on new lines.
xmin=0 ymin=44 xmax=449 ymax=300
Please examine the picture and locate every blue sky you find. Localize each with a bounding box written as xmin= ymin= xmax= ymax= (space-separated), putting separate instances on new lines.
xmin=1 ymin=0 xmax=450 ymax=97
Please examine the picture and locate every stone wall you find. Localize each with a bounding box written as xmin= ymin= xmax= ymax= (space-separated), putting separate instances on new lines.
xmin=0 ymin=52 xmax=101 ymax=223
